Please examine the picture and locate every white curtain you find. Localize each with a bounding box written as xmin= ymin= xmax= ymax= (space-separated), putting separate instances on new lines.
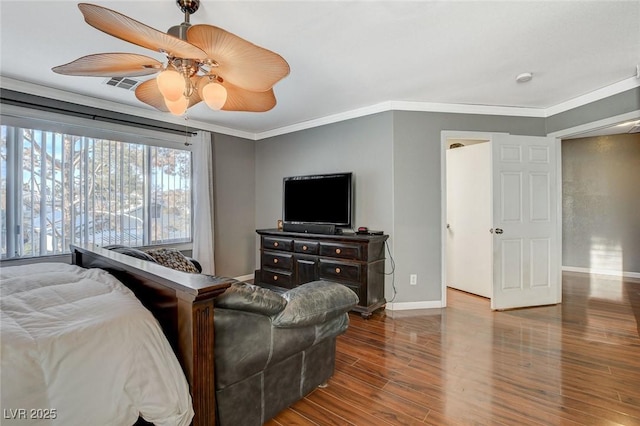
xmin=191 ymin=131 xmax=215 ymax=274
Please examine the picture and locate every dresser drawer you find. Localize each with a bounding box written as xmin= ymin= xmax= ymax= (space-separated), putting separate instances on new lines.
xmin=319 ymin=259 xmax=361 ymax=283
xmin=261 ymin=269 xmax=293 ymax=288
xmin=319 ymin=242 xmax=363 ymax=260
xmin=263 ymin=236 xmax=293 ymax=252
xmin=262 ymin=251 xmax=293 ymax=270
xmin=294 ymin=240 xmax=319 ymax=255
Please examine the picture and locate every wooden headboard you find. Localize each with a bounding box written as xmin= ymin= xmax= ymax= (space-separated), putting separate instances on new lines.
xmin=71 ymin=244 xmax=234 ymax=426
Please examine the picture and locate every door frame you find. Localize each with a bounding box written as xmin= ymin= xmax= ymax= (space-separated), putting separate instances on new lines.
xmin=440 ymin=109 xmax=640 ymax=308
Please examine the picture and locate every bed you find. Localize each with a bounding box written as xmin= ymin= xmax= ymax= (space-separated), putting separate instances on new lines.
xmin=1 ymin=244 xmax=235 ymax=426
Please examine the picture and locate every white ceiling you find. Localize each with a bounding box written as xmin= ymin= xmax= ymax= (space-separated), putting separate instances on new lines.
xmin=1 ymin=1 xmax=639 ymax=137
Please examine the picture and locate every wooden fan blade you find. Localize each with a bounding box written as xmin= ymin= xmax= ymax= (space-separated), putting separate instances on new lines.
xmin=135 ymin=78 xmax=202 ymax=112
xmin=135 ymin=79 xmax=169 ymax=112
xmin=52 ymin=53 xmax=162 ymax=77
xmin=188 ymin=25 xmax=290 ymax=92
xmin=220 ymin=79 xmax=277 ymax=112
xmin=78 ymin=3 xmax=206 ymax=59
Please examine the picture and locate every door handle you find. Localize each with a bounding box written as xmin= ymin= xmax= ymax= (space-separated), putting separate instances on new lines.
xmin=491 ymin=228 xmax=504 ymax=234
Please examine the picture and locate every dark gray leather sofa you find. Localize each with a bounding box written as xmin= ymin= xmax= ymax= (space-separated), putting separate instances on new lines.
xmin=213 ymin=280 xmax=357 ymax=425
xmin=103 ymin=245 xmax=358 ymax=426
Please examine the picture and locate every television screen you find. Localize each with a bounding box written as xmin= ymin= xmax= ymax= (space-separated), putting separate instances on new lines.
xmin=283 ymin=173 xmax=352 ymax=227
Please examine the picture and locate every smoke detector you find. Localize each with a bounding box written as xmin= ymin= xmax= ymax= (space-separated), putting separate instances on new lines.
xmin=516 ymin=72 xmax=533 ymax=83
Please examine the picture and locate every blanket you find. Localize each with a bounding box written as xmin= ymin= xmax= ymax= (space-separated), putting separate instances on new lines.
xmin=1 ymin=263 xmax=193 ymax=426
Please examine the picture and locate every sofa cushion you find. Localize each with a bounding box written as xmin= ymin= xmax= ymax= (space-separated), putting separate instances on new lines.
xmin=273 ymin=280 xmax=359 ymax=328
xmin=143 ymin=248 xmax=200 ymax=273
xmin=215 ymin=283 xmax=287 ymax=316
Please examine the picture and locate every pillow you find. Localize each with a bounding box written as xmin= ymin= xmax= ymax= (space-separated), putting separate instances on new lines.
xmin=272 ymin=280 xmax=359 ymax=328
xmin=103 ymin=245 xmax=158 ymax=263
xmin=215 ymin=282 xmax=287 ymax=316
xmin=143 ymin=248 xmax=200 ymax=273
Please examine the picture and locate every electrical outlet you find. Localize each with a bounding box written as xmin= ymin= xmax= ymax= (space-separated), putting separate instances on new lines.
xmin=410 ymin=274 xmax=417 ymax=285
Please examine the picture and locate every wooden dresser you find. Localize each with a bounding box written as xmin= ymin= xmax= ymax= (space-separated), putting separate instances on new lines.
xmin=255 ymin=229 xmax=388 ymax=318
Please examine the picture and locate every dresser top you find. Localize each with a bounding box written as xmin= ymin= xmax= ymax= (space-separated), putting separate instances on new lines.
xmin=256 ymin=228 xmax=388 ymax=242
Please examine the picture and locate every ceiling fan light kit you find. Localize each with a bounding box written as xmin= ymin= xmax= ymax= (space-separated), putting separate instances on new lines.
xmin=52 ymin=0 xmax=290 ymax=115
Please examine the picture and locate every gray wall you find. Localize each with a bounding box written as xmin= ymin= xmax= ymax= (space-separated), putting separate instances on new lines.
xmin=391 ymin=111 xmax=546 ymax=303
xmin=253 ymin=110 xmax=546 ymax=303
xmin=254 ymin=112 xmax=394 ymax=285
xmin=212 ymin=133 xmax=256 ymax=277
xmin=216 ymin=87 xmax=638 ymax=302
xmin=562 ymin=133 xmax=640 ymax=273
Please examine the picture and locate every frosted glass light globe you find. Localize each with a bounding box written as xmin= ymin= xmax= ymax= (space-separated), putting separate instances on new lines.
xmin=157 ymin=69 xmax=185 ymax=102
xmin=198 ymin=79 xmax=228 ymax=110
xmin=165 ymin=96 xmax=189 ymax=116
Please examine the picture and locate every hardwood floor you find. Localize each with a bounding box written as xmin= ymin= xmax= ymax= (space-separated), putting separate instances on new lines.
xmin=267 ymin=272 xmax=640 ymax=425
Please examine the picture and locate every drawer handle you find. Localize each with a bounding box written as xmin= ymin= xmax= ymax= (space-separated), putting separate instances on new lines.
xmin=273 ymin=242 xmax=279 ymax=247
xmin=335 ymin=267 xmax=341 ymax=274
xmin=273 ymin=258 xmax=278 ymax=264
xmin=302 ymin=245 xmax=308 ymax=251
xmin=273 ymin=275 xmax=278 ymax=281
xmin=335 ymin=248 xmax=341 ymax=254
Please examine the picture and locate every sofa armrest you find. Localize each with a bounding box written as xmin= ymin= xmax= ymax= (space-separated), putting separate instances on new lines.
xmin=272 ymin=280 xmax=359 ymax=328
xmin=215 ymin=283 xmax=287 ymax=316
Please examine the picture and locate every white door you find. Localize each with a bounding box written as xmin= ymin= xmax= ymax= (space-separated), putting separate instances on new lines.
xmin=491 ymin=134 xmax=560 ymax=310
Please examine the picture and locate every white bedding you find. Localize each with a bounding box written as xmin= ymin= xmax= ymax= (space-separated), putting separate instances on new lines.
xmin=1 ymin=263 xmax=194 ymax=426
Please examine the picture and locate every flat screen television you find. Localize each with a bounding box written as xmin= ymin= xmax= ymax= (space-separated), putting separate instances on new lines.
xmin=283 ymin=172 xmax=353 ymax=228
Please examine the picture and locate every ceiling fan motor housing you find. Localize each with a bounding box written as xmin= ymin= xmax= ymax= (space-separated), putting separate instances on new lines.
xmin=170 ymin=0 xmax=200 ymax=40
xmin=168 ymin=22 xmax=191 ymax=40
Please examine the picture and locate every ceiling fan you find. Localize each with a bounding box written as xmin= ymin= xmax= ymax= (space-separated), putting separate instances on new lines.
xmin=52 ymin=1 xmax=290 ymax=115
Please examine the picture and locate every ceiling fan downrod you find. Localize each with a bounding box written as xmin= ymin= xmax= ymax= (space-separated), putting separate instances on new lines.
xmin=168 ymin=0 xmax=200 ymax=40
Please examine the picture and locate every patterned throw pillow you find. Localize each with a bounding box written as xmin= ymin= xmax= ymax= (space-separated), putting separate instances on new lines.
xmin=143 ymin=248 xmax=200 ymax=274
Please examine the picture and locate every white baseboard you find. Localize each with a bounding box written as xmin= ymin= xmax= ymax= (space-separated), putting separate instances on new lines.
xmin=233 ymin=273 xmax=255 ymax=282
xmin=385 ymin=300 xmax=444 ymax=311
xmin=562 ymin=266 xmax=640 ymax=279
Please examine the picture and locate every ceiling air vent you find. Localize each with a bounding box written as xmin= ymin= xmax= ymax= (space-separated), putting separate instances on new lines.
xmin=104 ymin=77 xmax=141 ymax=91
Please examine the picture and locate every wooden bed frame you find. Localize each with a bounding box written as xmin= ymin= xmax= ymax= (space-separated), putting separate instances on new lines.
xmin=71 ymin=243 xmax=235 ymax=426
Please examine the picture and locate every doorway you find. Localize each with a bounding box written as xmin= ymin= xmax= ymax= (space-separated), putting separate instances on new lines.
xmin=441 ymin=131 xmax=561 ymax=310
xmin=549 ymin=111 xmax=640 ymax=279
xmin=445 ymin=138 xmax=492 ymax=298
xmin=441 ymin=110 xmax=640 ymax=309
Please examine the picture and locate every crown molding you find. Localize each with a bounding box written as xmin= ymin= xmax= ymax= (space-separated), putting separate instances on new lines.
xmin=3 ymin=75 xmax=638 ymax=141
xmin=390 ymin=100 xmax=545 ymax=117
xmin=544 ymin=76 xmax=640 ymax=117
xmin=256 ymin=102 xmax=393 ymax=140
xmin=254 ymin=101 xmax=547 ymax=140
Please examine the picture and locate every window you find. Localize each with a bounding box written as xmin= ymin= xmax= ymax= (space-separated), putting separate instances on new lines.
xmin=1 ymin=113 xmax=192 ymax=260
